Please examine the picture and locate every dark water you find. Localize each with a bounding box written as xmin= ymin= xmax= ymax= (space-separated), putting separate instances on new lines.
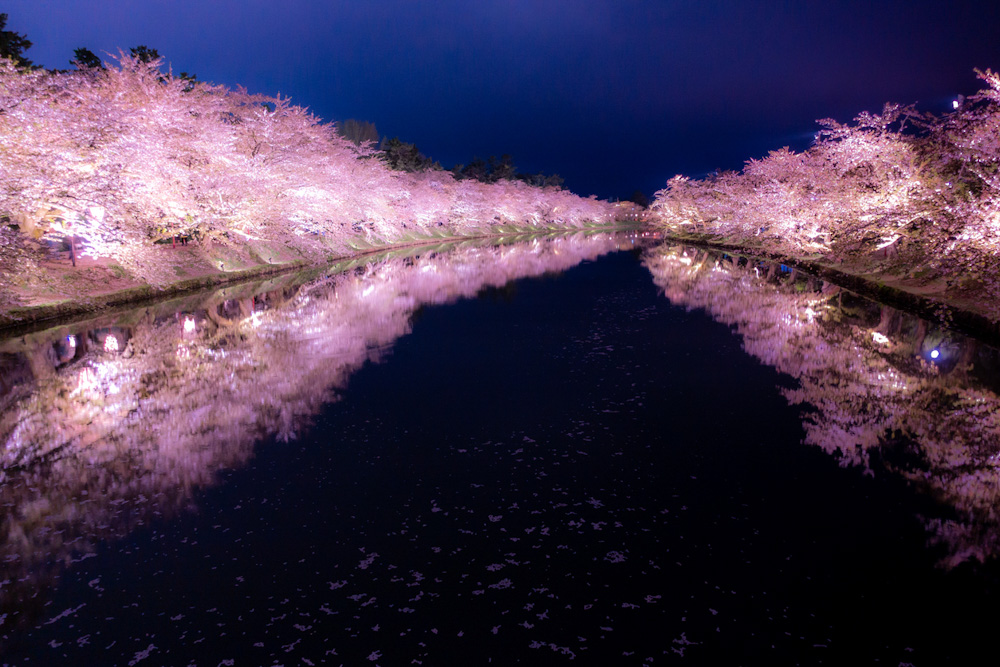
xmin=2 ymin=233 xmax=1000 ymax=665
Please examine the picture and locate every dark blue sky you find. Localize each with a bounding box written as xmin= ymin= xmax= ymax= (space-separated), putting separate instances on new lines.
xmin=7 ymin=0 xmax=1000 ymax=200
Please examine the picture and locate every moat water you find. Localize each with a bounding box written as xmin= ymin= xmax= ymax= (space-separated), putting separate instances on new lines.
xmin=2 ymin=231 xmax=999 ymax=665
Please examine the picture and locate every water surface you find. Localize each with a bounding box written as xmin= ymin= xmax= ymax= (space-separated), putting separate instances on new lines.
xmin=2 ymin=232 xmax=999 ymax=665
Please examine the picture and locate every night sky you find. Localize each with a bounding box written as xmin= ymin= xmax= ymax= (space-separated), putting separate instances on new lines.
xmin=6 ymin=0 xmax=1000 ymax=200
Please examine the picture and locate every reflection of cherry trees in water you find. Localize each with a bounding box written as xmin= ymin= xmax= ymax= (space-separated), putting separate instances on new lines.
xmin=0 ymin=232 xmax=625 ymax=629
xmin=643 ymin=244 xmax=1000 ymax=568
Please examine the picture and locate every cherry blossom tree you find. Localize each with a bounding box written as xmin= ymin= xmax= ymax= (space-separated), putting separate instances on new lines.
xmin=649 ymin=70 xmax=1000 ymax=312
xmin=1 ymin=54 xmax=617 ymax=296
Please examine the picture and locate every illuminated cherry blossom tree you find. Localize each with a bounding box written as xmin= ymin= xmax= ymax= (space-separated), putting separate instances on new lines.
xmin=649 ymin=69 xmax=1000 ymax=313
xmin=1 ymin=54 xmax=616 ymax=293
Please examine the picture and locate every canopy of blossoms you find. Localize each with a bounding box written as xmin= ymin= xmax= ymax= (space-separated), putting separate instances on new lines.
xmin=0 ymin=54 xmax=615 ymax=292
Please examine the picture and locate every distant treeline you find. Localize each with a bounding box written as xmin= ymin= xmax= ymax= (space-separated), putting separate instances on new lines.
xmin=0 ymin=16 xmax=197 ymax=81
xmin=337 ymin=119 xmax=565 ymax=189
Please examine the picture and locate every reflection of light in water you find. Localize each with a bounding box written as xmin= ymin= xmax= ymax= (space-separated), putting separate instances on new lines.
xmin=74 ymin=367 xmax=99 ymax=396
xmin=72 ymin=361 xmax=124 ymax=397
xmin=183 ymin=316 xmax=196 ymax=333
xmin=931 ymin=349 xmax=940 ymax=359
xmin=104 ymin=335 xmax=119 ymax=353
xmin=872 ymin=332 xmax=890 ymax=345
xmin=67 ymin=335 xmax=77 ymax=348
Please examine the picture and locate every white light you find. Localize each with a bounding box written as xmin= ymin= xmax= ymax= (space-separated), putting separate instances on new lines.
xmin=104 ymin=335 xmax=119 ymax=353
xmin=74 ymin=367 xmax=98 ymax=396
xmin=953 ymin=100 xmax=960 ymax=110
xmin=872 ymin=332 xmax=889 ymax=345
xmin=183 ymin=316 xmax=196 ymax=333
xmin=930 ymin=349 xmax=940 ymax=359
xmin=67 ymin=334 xmax=77 ymax=348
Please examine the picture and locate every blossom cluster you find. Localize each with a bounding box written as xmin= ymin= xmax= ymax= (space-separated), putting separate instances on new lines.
xmin=649 ymin=69 xmax=1000 ymax=294
xmin=0 ymin=55 xmax=614 ymax=286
